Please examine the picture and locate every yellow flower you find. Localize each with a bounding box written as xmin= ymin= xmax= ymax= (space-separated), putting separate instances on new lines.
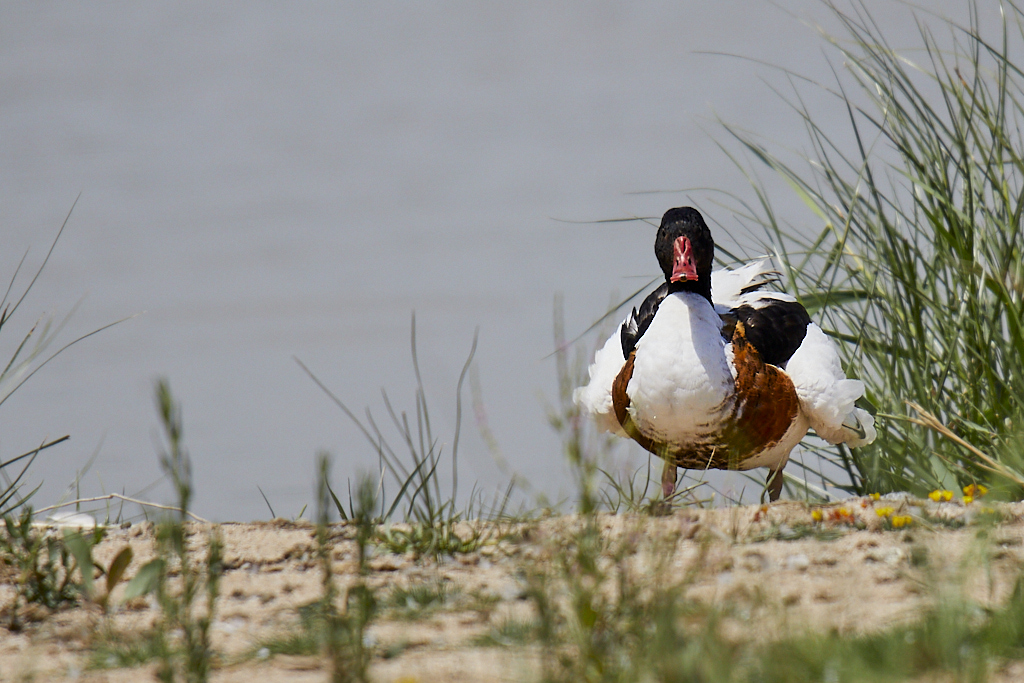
xmin=928 ymin=490 xmax=953 ymax=502
xmin=963 ymin=484 xmax=988 ymax=498
xmin=870 ymin=493 xmax=881 ymax=501
xmin=876 ymin=506 xmax=895 ymax=517
xmin=811 ymin=509 xmax=823 ymax=522
xmin=963 ymin=495 xmax=974 ymax=504
xmin=891 ymin=515 xmax=913 ymax=528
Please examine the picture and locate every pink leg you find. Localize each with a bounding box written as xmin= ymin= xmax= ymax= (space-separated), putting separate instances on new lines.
xmin=764 ymin=468 xmax=784 ymax=503
xmin=661 ymin=460 xmax=678 ymax=500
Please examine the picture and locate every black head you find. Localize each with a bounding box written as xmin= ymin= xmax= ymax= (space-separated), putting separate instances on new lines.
xmin=654 ymin=207 xmax=715 ymax=300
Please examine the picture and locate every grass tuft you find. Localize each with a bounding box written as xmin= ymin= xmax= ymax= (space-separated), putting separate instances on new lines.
xmin=718 ymin=0 xmax=1024 ymax=498
xmin=386 ymin=580 xmax=459 ymax=620
xmin=315 ymin=454 xmax=377 ymax=683
xmin=108 ymin=380 xmax=224 ymax=681
xmin=1 ymin=199 xmax=134 ymax=514
xmin=297 ymin=315 xmax=514 ymax=557
xmin=0 ymin=507 xmax=87 ymax=630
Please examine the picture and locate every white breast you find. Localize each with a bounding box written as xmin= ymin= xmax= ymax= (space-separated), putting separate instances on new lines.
xmin=627 ymin=293 xmax=734 ymax=444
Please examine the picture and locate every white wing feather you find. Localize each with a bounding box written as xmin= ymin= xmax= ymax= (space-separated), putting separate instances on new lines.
xmin=710 ymin=258 xmax=773 ymax=308
xmin=572 ymin=331 xmax=627 ymax=435
xmin=784 ymin=323 xmax=876 ymax=446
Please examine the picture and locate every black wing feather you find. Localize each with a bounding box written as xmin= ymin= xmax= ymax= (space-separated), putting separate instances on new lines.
xmin=620 ymin=278 xmax=810 ymax=368
xmin=729 ymin=298 xmax=811 ymax=367
xmin=739 ymin=270 xmax=782 ymax=295
xmin=621 ymin=282 xmax=672 ymax=357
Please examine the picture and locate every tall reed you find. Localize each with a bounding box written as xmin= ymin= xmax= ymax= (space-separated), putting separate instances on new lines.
xmin=723 ymin=1 xmax=1024 ymax=496
xmin=1 ymin=200 xmax=130 ymax=512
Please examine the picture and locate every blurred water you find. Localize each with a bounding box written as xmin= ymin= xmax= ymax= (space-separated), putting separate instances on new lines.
xmin=0 ymin=1 xmax=996 ymax=520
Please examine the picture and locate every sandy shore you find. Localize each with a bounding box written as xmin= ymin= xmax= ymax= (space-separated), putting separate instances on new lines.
xmin=2 ymin=496 xmax=1023 ymax=682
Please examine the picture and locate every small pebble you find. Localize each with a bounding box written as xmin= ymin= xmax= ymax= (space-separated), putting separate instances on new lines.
xmin=785 ymin=554 xmax=810 ymax=571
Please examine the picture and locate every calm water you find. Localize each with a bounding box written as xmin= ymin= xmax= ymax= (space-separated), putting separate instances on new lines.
xmin=0 ymin=1 xmax=994 ymax=520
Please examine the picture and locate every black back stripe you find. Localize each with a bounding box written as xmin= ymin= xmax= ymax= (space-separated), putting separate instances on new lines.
xmin=620 ymin=281 xmax=676 ymax=357
xmin=621 ymin=273 xmax=809 ymax=367
xmin=728 ymin=299 xmax=810 ymax=367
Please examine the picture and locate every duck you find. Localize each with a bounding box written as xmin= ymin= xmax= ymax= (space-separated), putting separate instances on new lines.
xmin=573 ymin=206 xmax=876 ymax=502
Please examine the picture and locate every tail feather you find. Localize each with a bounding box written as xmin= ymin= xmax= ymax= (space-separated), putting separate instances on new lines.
xmin=710 ymin=259 xmax=775 ymax=308
xmin=784 ymin=324 xmax=877 ymax=447
xmin=573 ymin=330 xmax=628 ymax=435
xmin=840 ymin=407 xmax=876 ymax=447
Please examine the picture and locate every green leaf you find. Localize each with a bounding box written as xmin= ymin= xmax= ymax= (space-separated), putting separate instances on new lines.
xmin=326 ymin=480 xmax=348 ymax=521
xmin=798 ymin=289 xmax=873 ymax=316
xmin=105 ymin=546 xmax=134 ymax=595
xmin=62 ymin=529 xmax=95 ymax=599
xmin=123 ymin=558 xmax=164 ymax=601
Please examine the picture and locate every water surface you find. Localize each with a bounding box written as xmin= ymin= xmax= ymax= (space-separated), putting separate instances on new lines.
xmin=0 ymin=1 xmax=993 ymax=520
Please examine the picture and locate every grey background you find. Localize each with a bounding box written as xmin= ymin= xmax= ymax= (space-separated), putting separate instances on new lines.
xmin=0 ymin=1 xmax=993 ymax=520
